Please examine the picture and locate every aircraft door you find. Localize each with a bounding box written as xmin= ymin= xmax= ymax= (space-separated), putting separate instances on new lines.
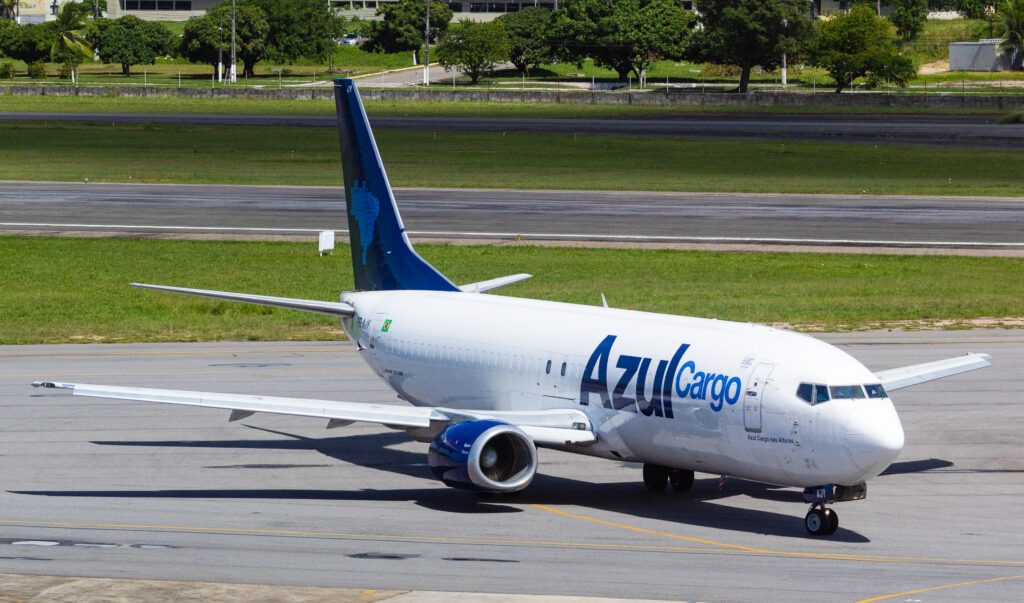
xmin=744 ymin=363 xmax=774 ymax=433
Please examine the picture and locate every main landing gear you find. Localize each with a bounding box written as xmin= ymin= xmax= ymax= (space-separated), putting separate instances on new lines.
xmin=642 ymin=464 xmax=694 ymax=492
xmin=804 ymin=503 xmax=839 ymax=536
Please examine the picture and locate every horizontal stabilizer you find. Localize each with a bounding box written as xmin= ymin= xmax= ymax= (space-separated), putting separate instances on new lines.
xmin=459 ymin=274 xmax=532 ymax=293
xmin=875 ymin=353 xmax=991 ymax=391
xmin=131 ymin=283 xmax=354 ymax=317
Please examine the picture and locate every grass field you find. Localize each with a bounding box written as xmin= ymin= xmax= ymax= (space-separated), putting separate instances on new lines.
xmin=2 ymin=237 xmax=1022 ymax=344
xmin=1 ymin=94 xmax=1010 ymax=118
xmin=1 ymin=120 xmax=1022 ymax=196
xmin=0 ymin=46 xmax=415 ymax=87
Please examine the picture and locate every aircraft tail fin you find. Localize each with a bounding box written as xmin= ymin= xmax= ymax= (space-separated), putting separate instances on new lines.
xmin=334 ymin=78 xmax=458 ymax=292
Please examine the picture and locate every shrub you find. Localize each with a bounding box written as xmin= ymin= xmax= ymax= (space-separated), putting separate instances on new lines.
xmin=0 ymin=62 xmax=14 ymax=79
xmin=27 ymin=61 xmax=47 ymax=79
xmin=700 ymin=63 xmax=742 ymax=78
xmin=58 ymin=62 xmax=72 ymax=79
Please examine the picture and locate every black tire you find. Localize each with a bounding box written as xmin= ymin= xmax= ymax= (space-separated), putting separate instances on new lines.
xmin=668 ymin=469 xmax=695 ymax=491
xmin=805 ymin=508 xmax=827 ymax=535
xmin=824 ymin=508 xmax=839 ymax=535
xmin=642 ymin=464 xmax=668 ymax=491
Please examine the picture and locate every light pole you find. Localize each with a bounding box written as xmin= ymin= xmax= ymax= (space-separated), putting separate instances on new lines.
xmin=422 ymin=0 xmax=430 ymax=86
xmin=230 ymin=0 xmax=237 ymax=83
xmin=218 ymin=13 xmax=224 ymax=83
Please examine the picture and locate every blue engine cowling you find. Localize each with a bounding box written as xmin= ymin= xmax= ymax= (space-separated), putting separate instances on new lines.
xmin=428 ymin=419 xmax=537 ymax=492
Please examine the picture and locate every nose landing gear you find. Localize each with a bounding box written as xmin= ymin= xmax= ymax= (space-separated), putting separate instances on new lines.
xmin=804 ymin=503 xmax=839 ymax=535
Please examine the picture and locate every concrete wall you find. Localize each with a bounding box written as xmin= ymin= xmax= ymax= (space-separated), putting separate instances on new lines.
xmin=3 ymin=84 xmax=1023 ymax=110
xmin=950 ymin=41 xmax=1016 ymax=72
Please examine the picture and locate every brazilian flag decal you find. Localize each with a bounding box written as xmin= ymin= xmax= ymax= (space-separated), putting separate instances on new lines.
xmin=381 ymin=319 xmax=392 ymax=332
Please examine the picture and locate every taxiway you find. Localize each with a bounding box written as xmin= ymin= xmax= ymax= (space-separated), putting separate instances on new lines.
xmin=2 ymin=331 xmax=1022 ymax=601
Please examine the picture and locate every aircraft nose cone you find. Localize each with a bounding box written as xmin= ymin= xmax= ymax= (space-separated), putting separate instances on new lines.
xmin=847 ymin=403 xmax=904 ymax=479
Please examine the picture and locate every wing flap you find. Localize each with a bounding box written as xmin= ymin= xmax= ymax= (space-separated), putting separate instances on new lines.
xmin=131 ymin=284 xmax=354 ymax=317
xmin=875 ymin=353 xmax=991 ymax=391
xmin=32 ymin=382 xmax=442 ymax=427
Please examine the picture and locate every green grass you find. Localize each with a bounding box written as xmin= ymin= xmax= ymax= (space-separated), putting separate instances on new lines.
xmin=2 ymin=237 xmax=1021 ymax=344
xmin=1 ymin=93 xmax=1008 ymax=118
xmin=0 ymin=47 xmax=414 ymax=87
xmin=902 ymin=18 xmax=990 ymax=64
xmin=1 ymin=121 xmax=1022 ymax=196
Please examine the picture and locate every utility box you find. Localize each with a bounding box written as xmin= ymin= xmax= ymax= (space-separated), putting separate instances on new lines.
xmin=318 ymin=230 xmax=335 ymax=256
xmin=949 ymin=39 xmax=1015 ymax=72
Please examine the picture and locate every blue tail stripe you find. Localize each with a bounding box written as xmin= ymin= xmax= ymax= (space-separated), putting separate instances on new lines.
xmin=334 ymin=78 xmax=458 ymax=292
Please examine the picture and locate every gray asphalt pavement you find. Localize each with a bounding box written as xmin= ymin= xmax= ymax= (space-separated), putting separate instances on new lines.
xmin=2 ymin=331 xmax=1023 ymax=601
xmin=2 ymin=181 xmax=1022 ymax=249
xmin=2 ymin=111 xmax=1023 ymax=148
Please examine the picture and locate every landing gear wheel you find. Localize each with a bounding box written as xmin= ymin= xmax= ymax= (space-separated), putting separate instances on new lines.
xmin=642 ymin=464 xmax=668 ymax=491
xmin=823 ymin=508 xmax=839 ymax=535
xmin=668 ymin=469 xmax=694 ymax=491
xmin=805 ymin=508 xmax=827 ymax=535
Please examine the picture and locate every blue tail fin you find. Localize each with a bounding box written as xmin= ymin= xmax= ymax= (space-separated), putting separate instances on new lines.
xmin=334 ymin=79 xmax=458 ymax=292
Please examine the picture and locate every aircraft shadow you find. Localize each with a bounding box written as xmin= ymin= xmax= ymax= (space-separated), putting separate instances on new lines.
xmin=12 ymin=425 xmax=877 ymax=541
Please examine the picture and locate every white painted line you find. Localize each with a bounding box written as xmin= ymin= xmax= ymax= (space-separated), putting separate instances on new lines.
xmin=3 ymin=222 xmax=1022 ymax=248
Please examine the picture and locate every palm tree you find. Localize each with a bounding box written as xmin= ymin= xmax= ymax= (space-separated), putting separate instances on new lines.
xmin=0 ymin=0 xmax=19 ymax=22
xmin=996 ymin=0 xmax=1024 ymax=70
xmin=50 ymin=3 xmax=93 ymax=84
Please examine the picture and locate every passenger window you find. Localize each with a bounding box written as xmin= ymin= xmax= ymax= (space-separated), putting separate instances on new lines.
xmin=864 ymin=384 xmax=887 ymax=398
xmin=796 ymin=383 xmax=813 ymax=403
xmin=560 ymin=362 xmax=567 ymax=377
xmin=814 ymin=384 xmax=830 ymax=404
xmin=545 ymin=360 xmax=552 ymax=374
xmin=830 ymin=385 xmax=866 ymax=399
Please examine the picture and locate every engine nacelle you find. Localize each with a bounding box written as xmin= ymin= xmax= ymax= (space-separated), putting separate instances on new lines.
xmin=428 ymin=420 xmax=537 ymax=492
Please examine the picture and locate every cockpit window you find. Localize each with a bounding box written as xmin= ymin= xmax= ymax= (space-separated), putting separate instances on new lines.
xmin=864 ymin=383 xmax=887 ymax=398
xmin=796 ymin=383 xmax=830 ymax=405
xmin=830 ymin=385 xmax=866 ymax=399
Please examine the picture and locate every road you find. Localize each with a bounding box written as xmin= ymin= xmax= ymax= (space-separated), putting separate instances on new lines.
xmin=2 ymin=181 xmax=1022 ymax=251
xmin=2 ymin=331 xmax=1023 ymax=601
xmin=2 ymin=112 xmax=1023 ymax=148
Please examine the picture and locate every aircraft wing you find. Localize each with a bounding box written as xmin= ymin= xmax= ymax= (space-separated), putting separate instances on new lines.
xmin=30 ymin=382 xmax=595 ymax=446
xmin=131 ymin=284 xmax=354 ymax=317
xmin=874 ymin=353 xmax=991 ymax=391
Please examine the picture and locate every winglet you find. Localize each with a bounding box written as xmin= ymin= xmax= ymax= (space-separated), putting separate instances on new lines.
xmin=334 ymin=78 xmax=459 ymax=292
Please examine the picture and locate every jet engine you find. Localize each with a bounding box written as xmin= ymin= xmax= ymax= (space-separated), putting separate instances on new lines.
xmin=428 ymin=420 xmax=537 ymax=492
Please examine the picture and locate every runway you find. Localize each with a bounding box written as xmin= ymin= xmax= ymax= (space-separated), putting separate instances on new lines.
xmin=2 ymin=331 xmax=1023 ymax=601
xmin=2 ymin=112 xmax=1023 ymax=148
xmin=3 ymin=181 xmax=1023 ymax=251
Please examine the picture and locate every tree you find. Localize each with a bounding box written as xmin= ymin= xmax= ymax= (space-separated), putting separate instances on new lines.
xmin=686 ymin=0 xmax=809 ymax=93
xmin=888 ymin=0 xmax=929 ymax=40
xmin=550 ymin=0 xmax=694 ymax=81
xmin=995 ymin=0 xmax=1024 ymax=70
xmin=50 ymin=3 xmax=93 ymax=83
xmin=0 ymin=23 xmax=56 ymax=64
xmin=180 ymin=14 xmax=224 ymax=76
xmin=365 ymin=0 xmax=453 ymax=63
xmin=1 ymin=0 xmax=18 ymax=23
xmin=809 ymin=3 xmax=917 ymax=93
xmin=89 ymin=16 xmax=175 ymax=76
xmin=497 ymin=6 xmax=552 ymax=76
xmin=240 ymin=0 xmax=342 ymax=64
xmin=209 ymin=3 xmax=268 ymax=77
xmin=436 ymin=19 xmax=509 ymax=84
xmin=180 ymin=4 xmax=268 ymax=77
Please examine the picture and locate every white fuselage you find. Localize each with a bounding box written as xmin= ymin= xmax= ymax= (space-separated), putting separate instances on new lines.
xmin=340 ymin=290 xmax=904 ymax=489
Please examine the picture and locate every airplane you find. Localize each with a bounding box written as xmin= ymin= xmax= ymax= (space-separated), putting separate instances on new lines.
xmin=33 ymin=78 xmax=992 ymax=536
